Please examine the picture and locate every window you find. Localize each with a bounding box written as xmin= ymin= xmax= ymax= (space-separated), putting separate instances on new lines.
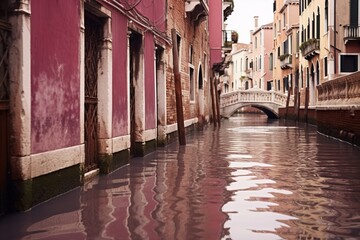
xmin=269 ymin=53 xmax=273 ymax=70
xmin=306 ymin=67 xmax=310 ymax=87
xmin=283 ymin=39 xmax=289 ymax=55
xmin=283 ymin=12 xmax=286 ymax=28
xmin=255 ymin=37 xmax=257 ymax=48
xmin=177 ymin=34 xmax=182 ymax=69
xmin=324 ymin=57 xmax=328 ymax=77
xmin=289 ymin=35 xmax=292 ymax=54
xmin=296 ymin=31 xmax=299 ymax=52
xmin=278 ymin=80 xmax=280 ymax=91
xmin=316 ymin=8 xmax=320 ymax=39
xmin=189 ymin=67 xmax=195 ymax=101
xmin=189 ymin=45 xmax=193 ymax=64
xmin=340 ymin=54 xmax=359 ymax=73
xmin=277 ymin=46 xmax=281 ymax=58
xmin=203 ymin=53 xmax=207 ymax=81
xmin=301 ymin=66 xmax=304 ymax=88
xmin=278 ymin=20 xmax=281 ymax=32
xmin=259 ymin=56 xmax=262 ymax=70
xmin=325 ymin=0 xmax=328 ymax=32
xmin=312 ymin=13 xmax=315 ymax=39
xmin=274 ymin=23 xmax=277 ymax=37
xmin=350 ymin=0 xmax=359 ymax=26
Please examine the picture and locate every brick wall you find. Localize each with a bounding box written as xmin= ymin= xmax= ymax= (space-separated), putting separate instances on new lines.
xmin=280 ymin=107 xmax=360 ymax=146
xmin=317 ymin=109 xmax=360 ymax=146
xmin=166 ymin=0 xmax=210 ymax=125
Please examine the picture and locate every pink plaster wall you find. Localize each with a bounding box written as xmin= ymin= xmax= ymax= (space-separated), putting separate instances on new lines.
xmin=144 ymin=32 xmax=156 ymax=130
xmin=112 ymin=11 xmax=129 ymax=137
xmin=31 ymin=0 xmax=80 ymax=154
xmin=209 ymin=0 xmax=223 ymax=67
xmin=113 ymin=0 xmax=166 ymax=33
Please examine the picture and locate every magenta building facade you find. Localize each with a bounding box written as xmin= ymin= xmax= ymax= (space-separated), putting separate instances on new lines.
xmin=2 ymin=0 xmax=172 ymax=211
xmin=0 ymin=0 xmax=218 ymax=212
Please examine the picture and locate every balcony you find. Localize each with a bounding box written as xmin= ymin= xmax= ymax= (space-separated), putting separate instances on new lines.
xmin=300 ymin=39 xmax=319 ymax=60
xmin=280 ymin=54 xmax=292 ymax=69
xmin=185 ymin=0 xmax=209 ymax=23
xmin=344 ymin=25 xmax=360 ymax=44
xmin=222 ymin=30 xmax=238 ymax=53
xmin=223 ymin=0 xmax=234 ymax=21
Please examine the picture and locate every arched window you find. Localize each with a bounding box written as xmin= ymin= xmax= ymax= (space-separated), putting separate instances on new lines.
xmin=316 ymin=61 xmax=320 ymax=85
xmin=301 ymin=26 xmax=304 ymax=43
xmin=325 ymin=0 xmax=328 ymax=32
xmin=316 ymin=8 xmax=320 ymax=39
xmin=312 ymin=13 xmax=315 ymax=39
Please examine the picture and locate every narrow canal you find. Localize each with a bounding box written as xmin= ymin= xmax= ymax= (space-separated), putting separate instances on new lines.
xmin=1 ymin=114 xmax=360 ymax=240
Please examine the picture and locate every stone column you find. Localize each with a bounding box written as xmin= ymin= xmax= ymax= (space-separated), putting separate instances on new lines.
xmin=8 ymin=0 xmax=32 ymax=210
xmin=98 ymin=17 xmax=113 ymax=173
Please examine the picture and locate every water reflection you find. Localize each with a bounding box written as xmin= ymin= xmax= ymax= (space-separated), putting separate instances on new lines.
xmin=0 ymin=114 xmax=360 ymax=239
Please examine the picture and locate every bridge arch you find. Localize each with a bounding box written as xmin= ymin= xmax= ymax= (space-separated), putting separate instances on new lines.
xmin=225 ymin=103 xmax=279 ymax=119
xmin=220 ymin=89 xmax=290 ymax=119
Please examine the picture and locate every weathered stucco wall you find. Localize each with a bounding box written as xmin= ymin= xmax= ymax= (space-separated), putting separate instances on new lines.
xmin=31 ymin=0 xmax=80 ymax=154
xmin=111 ymin=10 xmax=129 ymax=137
xmin=145 ymin=32 xmax=156 ymax=130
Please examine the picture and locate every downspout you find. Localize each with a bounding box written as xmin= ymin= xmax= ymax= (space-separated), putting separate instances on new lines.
xmin=334 ymin=0 xmax=337 ymax=74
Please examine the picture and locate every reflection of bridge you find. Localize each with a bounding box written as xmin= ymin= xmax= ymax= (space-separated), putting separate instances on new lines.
xmin=220 ymin=89 xmax=291 ymax=118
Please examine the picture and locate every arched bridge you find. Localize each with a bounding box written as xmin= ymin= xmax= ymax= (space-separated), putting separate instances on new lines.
xmin=220 ymin=89 xmax=291 ymax=118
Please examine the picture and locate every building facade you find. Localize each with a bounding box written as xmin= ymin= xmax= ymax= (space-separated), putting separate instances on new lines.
xmin=0 ymin=0 xmax=226 ymax=212
xmin=251 ymin=17 xmax=273 ymax=90
xmin=273 ymin=0 xmax=299 ymax=94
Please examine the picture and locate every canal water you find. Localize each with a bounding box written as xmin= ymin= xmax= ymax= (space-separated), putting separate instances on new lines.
xmin=1 ymin=114 xmax=360 ymax=240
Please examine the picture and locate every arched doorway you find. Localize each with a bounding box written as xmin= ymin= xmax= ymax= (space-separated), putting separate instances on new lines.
xmin=310 ymin=63 xmax=315 ymax=106
xmin=198 ymin=65 xmax=204 ymax=127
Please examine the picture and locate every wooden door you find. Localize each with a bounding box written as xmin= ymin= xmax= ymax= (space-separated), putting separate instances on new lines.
xmin=0 ymin=18 xmax=11 ymax=215
xmin=84 ymin=13 xmax=102 ymax=172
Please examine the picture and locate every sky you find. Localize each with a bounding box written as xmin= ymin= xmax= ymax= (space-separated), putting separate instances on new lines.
xmin=225 ymin=0 xmax=274 ymax=44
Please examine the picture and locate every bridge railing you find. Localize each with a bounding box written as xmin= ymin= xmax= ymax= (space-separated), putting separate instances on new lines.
xmin=220 ymin=89 xmax=289 ymax=108
xmin=317 ymin=71 xmax=360 ymax=108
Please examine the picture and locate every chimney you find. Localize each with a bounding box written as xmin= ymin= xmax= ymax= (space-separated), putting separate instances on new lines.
xmin=254 ymin=16 xmax=259 ymax=29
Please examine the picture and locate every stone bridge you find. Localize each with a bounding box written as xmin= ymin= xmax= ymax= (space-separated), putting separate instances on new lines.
xmin=220 ymin=89 xmax=291 ymax=118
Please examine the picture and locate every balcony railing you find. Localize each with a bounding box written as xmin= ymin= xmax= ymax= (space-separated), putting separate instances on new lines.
xmin=317 ymin=71 xmax=360 ymax=108
xmin=300 ymin=39 xmax=319 ymax=60
xmin=185 ymin=0 xmax=209 ymax=23
xmin=280 ymin=54 xmax=292 ymax=69
xmin=344 ymin=25 xmax=360 ymax=43
xmin=222 ymin=30 xmax=238 ymax=53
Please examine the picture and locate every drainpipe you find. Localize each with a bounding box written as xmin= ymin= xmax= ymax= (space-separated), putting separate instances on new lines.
xmin=334 ymin=0 xmax=337 ymax=74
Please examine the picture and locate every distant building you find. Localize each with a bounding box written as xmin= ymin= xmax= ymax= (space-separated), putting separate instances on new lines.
xmin=273 ymin=0 xmax=300 ymax=94
xmin=223 ymin=43 xmax=251 ymax=93
xmin=251 ymin=17 xmax=273 ymax=90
